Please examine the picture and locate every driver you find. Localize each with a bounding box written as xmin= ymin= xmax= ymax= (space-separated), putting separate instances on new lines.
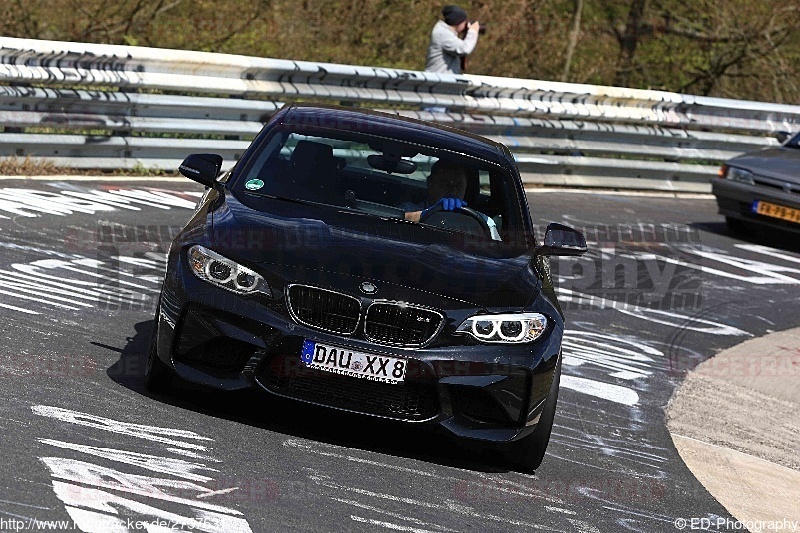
xmin=404 ymin=160 xmax=501 ymax=240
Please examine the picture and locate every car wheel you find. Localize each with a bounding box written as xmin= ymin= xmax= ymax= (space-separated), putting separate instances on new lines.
xmin=505 ymin=356 xmax=561 ymax=472
xmin=144 ymin=299 xmax=174 ymax=393
xmin=725 ymin=216 xmax=749 ymax=234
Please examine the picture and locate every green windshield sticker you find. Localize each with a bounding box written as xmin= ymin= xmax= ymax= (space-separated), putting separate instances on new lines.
xmin=245 ymin=178 xmax=264 ymax=190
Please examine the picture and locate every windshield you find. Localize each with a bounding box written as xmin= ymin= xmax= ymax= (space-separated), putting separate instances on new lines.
xmin=231 ymin=127 xmax=527 ymax=245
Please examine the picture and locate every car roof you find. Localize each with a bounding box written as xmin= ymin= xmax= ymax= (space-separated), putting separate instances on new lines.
xmin=277 ymin=104 xmax=512 ymax=166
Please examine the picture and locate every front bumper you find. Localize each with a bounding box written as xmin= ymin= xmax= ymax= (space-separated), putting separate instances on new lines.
xmin=713 ymin=179 xmax=800 ymax=234
xmin=154 ymin=257 xmax=562 ymax=444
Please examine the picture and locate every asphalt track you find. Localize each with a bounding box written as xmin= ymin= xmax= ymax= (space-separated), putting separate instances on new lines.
xmin=1 ymin=178 xmax=798 ymax=533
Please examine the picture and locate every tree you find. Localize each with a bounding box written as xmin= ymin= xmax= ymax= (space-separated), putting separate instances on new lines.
xmin=655 ymin=0 xmax=800 ymax=97
xmin=561 ymin=0 xmax=584 ymax=82
xmin=2 ymin=0 xmax=800 ymax=104
xmin=611 ymin=0 xmax=648 ymax=87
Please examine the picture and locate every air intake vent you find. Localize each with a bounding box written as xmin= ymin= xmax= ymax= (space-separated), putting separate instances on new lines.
xmin=286 ymin=285 xmax=361 ymax=335
xmin=365 ymin=302 xmax=443 ymax=347
xmin=259 ymin=354 xmax=439 ymax=422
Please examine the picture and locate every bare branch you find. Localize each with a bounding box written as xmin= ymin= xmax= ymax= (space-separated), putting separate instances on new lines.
xmin=561 ymin=0 xmax=584 ymax=82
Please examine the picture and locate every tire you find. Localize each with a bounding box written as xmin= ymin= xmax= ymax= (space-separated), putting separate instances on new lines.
xmin=144 ymin=299 xmax=174 ymax=393
xmin=505 ymin=356 xmax=562 ymax=472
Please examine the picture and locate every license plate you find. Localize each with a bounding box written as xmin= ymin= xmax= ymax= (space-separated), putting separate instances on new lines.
xmin=753 ymin=200 xmax=800 ymax=224
xmin=300 ymin=340 xmax=407 ymax=384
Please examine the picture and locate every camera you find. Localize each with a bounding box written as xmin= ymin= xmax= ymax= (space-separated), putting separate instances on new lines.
xmin=470 ymin=21 xmax=487 ymax=34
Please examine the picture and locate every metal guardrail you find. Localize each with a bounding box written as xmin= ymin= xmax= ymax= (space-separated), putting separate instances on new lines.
xmin=2 ymin=36 xmax=800 ymax=191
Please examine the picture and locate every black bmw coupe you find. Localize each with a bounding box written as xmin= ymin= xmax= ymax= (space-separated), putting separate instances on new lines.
xmin=147 ymin=104 xmax=586 ymax=471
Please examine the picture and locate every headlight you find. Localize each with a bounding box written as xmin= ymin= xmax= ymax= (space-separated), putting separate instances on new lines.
xmin=188 ymin=245 xmax=271 ymax=296
xmin=455 ymin=313 xmax=548 ymax=344
xmin=724 ymin=166 xmax=755 ymax=185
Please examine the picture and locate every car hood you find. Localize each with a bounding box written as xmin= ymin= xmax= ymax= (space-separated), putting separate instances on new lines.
xmin=729 ymin=147 xmax=800 ymax=182
xmin=208 ymin=193 xmax=539 ymax=310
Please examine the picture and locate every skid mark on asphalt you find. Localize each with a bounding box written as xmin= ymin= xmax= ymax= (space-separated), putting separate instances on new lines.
xmin=563 ymin=331 xmax=660 ymax=380
xmin=281 ymin=438 xmax=607 ymax=532
xmin=32 ymin=405 xmax=253 ymax=533
xmin=350 ymin=514 xmax=448 ymax=532
xmin=736 ymin=243 xmax=800 ymax=264
xmin=0 ymin=187 xmax=201 ymax=218
xmin=549 ymin=387 xmax=672 ymax=477
xmin=304 ymin=468 xmax=562 ymax=532
xmin=282 ymin=438 xmax=564 ymax=504
xmin=577 ymin=488 xmax=729 ymax=533
xmin=559 ymin=329 xmax=671 ymax=407
xmin=552 ymin=228 xmax=800 ymax=325
xmin=0 ymin=252 xmax=164 ymax=315
xmin=556 ymin=287 xmax=751 ymax=337
xmin=0 ymin=241 xmax=84 ymax=259
xmin=39 ymin=439 xmax=220 ymax=482
xmin=550 ymin=240 xmax=800 ymax=410
xmin=669 ymin=243 xmax=800 ymax=285
xmin=560 ymin=376 xmax=640 ymax=406
xmin=549 ymin=424 xmax=669 ymax=475
xmin=0 ymin=301 xmax=40 ymax=314
xmin=0 ymin=499 xmax=52 ymax=510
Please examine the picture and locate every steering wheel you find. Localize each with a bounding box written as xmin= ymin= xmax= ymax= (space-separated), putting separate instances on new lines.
xmin=419 ymin=204 xmax=493 ymax=240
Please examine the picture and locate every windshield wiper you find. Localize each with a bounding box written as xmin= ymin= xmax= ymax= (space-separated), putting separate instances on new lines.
xmin=244 ymin=190 xmax=411 ymax=221
xmin=243 ymin=191 xmax=337 ymax=210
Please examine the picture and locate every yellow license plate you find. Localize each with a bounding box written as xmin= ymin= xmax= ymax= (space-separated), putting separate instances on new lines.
xmin=753 ymin=201 xmax=800 ymax=224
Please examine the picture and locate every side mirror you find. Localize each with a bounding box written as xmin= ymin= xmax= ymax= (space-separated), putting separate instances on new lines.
xmin=178 ymin=154 xmax=223 ymax=189
xmin=776 ymin=131 xmax=791 ymax=144
xmin=536 ymin=222 xmax=587 ymax=256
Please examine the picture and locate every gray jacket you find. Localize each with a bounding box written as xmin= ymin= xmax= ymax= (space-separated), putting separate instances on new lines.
xmin=425 ymin=20 xmax=478 ymax=75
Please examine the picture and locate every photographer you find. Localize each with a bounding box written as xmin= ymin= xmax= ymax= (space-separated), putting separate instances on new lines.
xmin=425 ymin=5 xmax=482 ymax=75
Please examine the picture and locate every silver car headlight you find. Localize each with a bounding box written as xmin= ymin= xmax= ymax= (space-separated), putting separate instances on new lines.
xmin=455 ymin=313 xmax=548 ymax=344
xmin=723 ymin=165 xmax=755 ymax=185
xmin=188 ymin=245 xmax=271 ymax=296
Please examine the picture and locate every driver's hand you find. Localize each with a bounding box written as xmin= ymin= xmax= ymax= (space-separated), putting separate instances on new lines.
xmin=440 ymin=197 xmax=467 ymax=211
xmin=423 ymin=197 xmax=467 ymax=217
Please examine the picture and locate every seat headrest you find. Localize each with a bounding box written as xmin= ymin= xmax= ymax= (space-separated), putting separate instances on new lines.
xmin=290 ymin=140 xmax=334 ymax=166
